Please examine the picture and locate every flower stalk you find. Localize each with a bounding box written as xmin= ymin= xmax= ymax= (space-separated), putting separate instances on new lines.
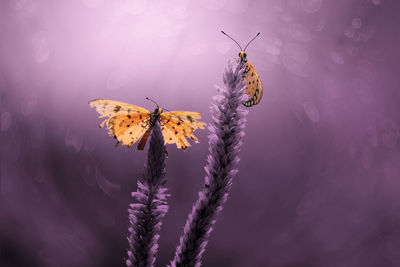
xmin=126 ymin=121 xmax=169 ymax=267
xmin=170 ymin=60 xmax=248 ymax=267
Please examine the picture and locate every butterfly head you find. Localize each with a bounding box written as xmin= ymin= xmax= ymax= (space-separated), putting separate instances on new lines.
xmin=221 ymin=31 xmax=260 ymax=62
xmin=239 ymin=51 xmax=247 ymax=63
xmin=155 ymin=107 xmax=162 ymax=115
xmin=149 ymin=107 xmax=162 ymax=126
xmin=146 ymin=97 xmax=163 ymax=124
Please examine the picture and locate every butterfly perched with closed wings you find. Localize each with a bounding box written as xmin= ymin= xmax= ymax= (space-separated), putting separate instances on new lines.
xmin=221 ymin=31 xmax=262 ymax=107
xmin=89 ymin=98 xmax=206 ymax=152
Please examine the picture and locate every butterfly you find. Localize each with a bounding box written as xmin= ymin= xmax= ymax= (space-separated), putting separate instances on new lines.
xmin=221 ymin=31 xmax=262 ymax=107
xmin=89 ymin=98 xmax=206 ymax=152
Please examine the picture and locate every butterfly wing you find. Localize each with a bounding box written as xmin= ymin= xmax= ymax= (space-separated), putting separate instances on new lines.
xmin=137 ymin=127 xmax=152 ymax=150
xmin=89 ymin=99 xmax=150 ymax=117
xmin=89 ymin=99 xmax=151 ymax=147
xmin=159 ymin=111 xmax=206 ymax=151
xmin=242 ymin=62 xmax=263 ymax=107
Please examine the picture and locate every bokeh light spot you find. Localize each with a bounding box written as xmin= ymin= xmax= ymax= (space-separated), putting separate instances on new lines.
xmin=284 ymin=43 xmax=309 ymax=64
xmin=301 ymin=0 xmax=323 ymax=13
xmin=80 ymin=163 xmax=96 ymax=187
xmin=35 ymin=47 xmax=50 ymax=64
xmin=189 ymin=43 xmax=209 ymax=56
xmin=344 ymin=27 xmax=355 ymax=38
xmin=352 ymin=18 xmax=362 ymax=29
xmin=21 ymin=92 xmax=37 ymax=116
xmin=95 ymin=167 xmax=121 ymax=197
xmin=314 ymin=17 xmax=325 ymax=32
xmin=371 ymin=0 xmax=381 ymax=5
xmin=223 ymin=0 xmax=249 ymax=14
xmin=264 ymin=37 xmax=283 ymax=56
xmin=1 ymin=112 xmax=12 ymax=132
xmin=282 ymin=56 xmax=309 ymax=77
xmin=330 ymin=51 xmax=345 ymax=64
xmin=9 ymin=0 xmax=27 ymax=11
xmin=199 ymin=0 xmax=226 ymax=10
xmin=124 ymin=0 xmax=148 ymax=15
xmin=10 ymin=0 xmax=37 ymax=16
xmin=32 ymin=31 xmax=50 ymax=49
xmin=65 ymin=127 xmax=84 ymax=152
xmin=289 ymin=24 xmax=312 ymax=42
xmin=380 ymin=119 xmax=399 ymax=149
xmin=167 ymin=0 xmax=188 ymax=19
xmin=82 ymin=0 xmax=104 ymax=8
xmin=303 ymin=101 xmax=320 ymax=122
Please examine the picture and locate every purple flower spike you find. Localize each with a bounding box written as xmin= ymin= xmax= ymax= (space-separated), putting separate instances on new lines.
xmin=170 ymin=60 xmax=248 ymax=267
xmin=126 ymin=121 xmax=169 ymax=267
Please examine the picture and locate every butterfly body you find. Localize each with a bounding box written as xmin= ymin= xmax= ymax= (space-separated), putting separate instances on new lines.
xmin=136 ymin=108 xmax=162 ymax=150
xmin=222 ymin=31 xmax=263 ymax=107
xmin=89 ymin=99 xmax=205 ymax=151
xmin=149 ymin=108 xmax=162 ymax=126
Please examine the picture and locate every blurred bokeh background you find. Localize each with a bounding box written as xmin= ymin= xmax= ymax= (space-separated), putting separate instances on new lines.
xmin=1 ymin=0 xmax=400 ymax=266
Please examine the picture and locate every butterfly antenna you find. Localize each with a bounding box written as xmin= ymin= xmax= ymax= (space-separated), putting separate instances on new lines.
xmin=244 ymin=32 xmax=260 ymax=51
xmin=146 ymin=97 xmax=159 ymax=109
xmin=221 ymin=30 xmax=242 ymax=51
xmin=162 ymin=107 xmax=171 ymax=112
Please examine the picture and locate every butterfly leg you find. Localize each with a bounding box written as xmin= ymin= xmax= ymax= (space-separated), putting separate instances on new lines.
xmin=164 ymin=146 xmax=168 ymax=158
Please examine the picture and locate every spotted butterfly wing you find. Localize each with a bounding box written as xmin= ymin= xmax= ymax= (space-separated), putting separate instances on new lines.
xmin=89 ymin=99 xmax=152 ymax=148
xmin=242 ymin=61 xmax=262 ymax=107
xmin=159 ymin=111 xmax=206 ymax=151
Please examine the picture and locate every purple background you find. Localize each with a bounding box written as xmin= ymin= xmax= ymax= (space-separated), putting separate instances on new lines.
xmin=2 ymin=0 xmax=400 ymax=266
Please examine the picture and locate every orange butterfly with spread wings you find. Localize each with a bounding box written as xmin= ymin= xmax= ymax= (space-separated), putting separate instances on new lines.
xmin=89 ymin=98 xmax=206 ymax=152
xmin=222 ymin=31 xmax=262 ymax=107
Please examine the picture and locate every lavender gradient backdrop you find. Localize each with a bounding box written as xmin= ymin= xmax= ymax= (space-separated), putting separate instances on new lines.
xmin=2 ymin=0 xmax=400 ymax=266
